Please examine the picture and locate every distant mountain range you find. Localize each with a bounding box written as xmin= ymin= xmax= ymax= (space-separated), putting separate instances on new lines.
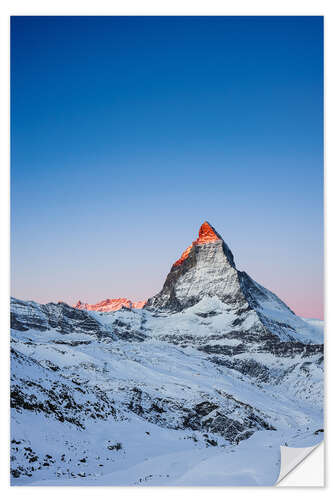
xmin=74 ymin=298 xmax=146 ymax=312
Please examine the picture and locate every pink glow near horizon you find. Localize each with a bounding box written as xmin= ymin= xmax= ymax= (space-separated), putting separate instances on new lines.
xmin=288 ymin=299 xmax=324 ymax=320
xmin=12 ymin=223 xmax=323 ymax=320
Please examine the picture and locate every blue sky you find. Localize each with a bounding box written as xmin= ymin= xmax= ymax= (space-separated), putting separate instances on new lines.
xmin=11 ymin=16 xmax=323 ymax=318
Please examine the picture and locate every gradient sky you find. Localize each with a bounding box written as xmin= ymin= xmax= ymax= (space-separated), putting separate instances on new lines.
xmin=11 ymin=16 xmax=323 ymax=319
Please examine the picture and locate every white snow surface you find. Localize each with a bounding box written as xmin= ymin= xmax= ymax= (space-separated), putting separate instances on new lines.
xmin=10 ymin=297 xmax=324 ymax=486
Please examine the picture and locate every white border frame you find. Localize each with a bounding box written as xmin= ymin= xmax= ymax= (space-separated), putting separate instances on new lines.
xmin=1 ymin=1 xmax=331 ymax=497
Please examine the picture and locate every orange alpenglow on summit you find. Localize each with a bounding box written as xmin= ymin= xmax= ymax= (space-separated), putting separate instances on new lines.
xmin=74 ymin=298 xmax=146 ymax=312
xmin=173 ymin=221 xmax=221 ymax=267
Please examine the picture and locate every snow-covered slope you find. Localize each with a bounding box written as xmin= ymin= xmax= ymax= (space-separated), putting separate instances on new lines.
xmin=10 ymin=222 xmax=324 ymax=486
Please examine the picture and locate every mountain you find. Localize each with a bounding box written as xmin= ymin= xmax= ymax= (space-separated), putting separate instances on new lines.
xmin=74 ymin=298 xmax=146 ymax=312
xmin=10 ymin=222 xmax=324 ymax=486
xmin=147 ymin=221 xmax=322 ymax=345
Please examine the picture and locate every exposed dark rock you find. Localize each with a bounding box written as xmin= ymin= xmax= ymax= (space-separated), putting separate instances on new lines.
xmin=10 ymin=298 xmax=115 ymax=340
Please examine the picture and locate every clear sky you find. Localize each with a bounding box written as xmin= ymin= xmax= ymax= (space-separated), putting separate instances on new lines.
xmin=11 ymin=16 xmax=323 ymax=319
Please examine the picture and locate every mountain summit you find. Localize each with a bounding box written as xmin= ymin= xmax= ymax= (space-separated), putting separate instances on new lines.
xmin=196 ymin=221 xmax=221 ymax=242
xmin=146 ymin=221 xmax=239 ymax=312
xmin=173 ymin=221 xmax=223 ymax=267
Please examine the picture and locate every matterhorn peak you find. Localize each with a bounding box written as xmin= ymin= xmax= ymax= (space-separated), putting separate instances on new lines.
xmin=145 ymin=221 xmax=310 ymax=345
xmin=173 ymin=221 xmax=230 ymax=267
xmin=146 ymin=221 xmax=238 ymax=311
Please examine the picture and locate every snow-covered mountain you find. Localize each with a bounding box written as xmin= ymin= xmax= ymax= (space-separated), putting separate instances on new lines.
xmin=10 ymin=222 xmax=324 ymax=486
xmin=74 ymin=298 xmax=146 ymax=312
xmin=147 ymin=222 xmax=321 ymax=344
